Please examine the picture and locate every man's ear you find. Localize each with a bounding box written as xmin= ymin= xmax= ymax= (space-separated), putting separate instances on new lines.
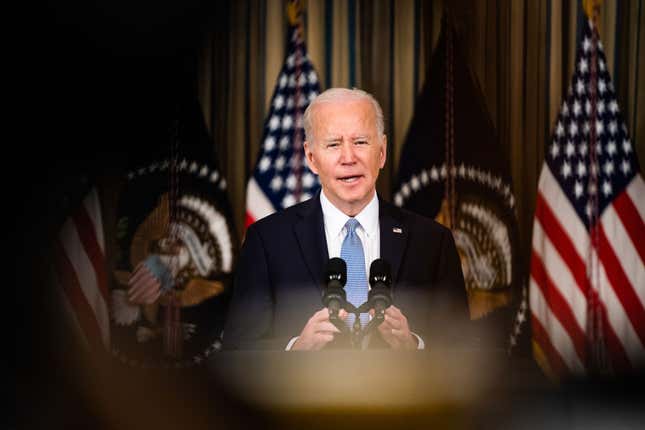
xmin=303 ymin=141 xmax=319 ymax=174
xmin=379 ymin=135 xmax=387 ymax=169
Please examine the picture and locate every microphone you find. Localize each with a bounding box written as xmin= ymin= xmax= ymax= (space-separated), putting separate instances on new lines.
xmin=368 ymin=259 xmax=393 ymax=316
xmin=322 ymin=257 xmax=347 ymax=315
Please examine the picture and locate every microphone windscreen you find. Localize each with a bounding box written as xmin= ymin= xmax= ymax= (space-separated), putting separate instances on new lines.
xmin=369 ymin=258 xmax=391 ymax=286
xmin=326 ymin=257 xmax=347 ymax=285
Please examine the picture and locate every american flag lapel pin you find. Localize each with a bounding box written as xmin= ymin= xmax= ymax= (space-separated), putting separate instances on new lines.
xmin=392 ymin=227 xmax=403 ymax=234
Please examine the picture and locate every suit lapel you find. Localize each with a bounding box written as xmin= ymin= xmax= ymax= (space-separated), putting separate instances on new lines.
xmin=293 ymin=195 xmax=407 ymax=291
xmin=379 ymin=199 xmax=409 ymax=288
xmin=294 ymin=194 xmax=329 ymax=290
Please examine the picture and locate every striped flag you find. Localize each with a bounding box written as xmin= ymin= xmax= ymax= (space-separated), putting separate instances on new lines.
xmin=530 ymin=18 xmax=645 ymax=378
xmin=53 ymin=187 xmax=110 ymax=351
xmin=245 ymin=16 xmax=321 ymax=227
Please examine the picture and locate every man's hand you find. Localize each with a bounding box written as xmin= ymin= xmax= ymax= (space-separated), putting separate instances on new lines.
xmin=291 ymin=308 xmax=348 ymax=351
xmin=371 ymin=305 xmax=417 ymax=350
xmin=127 ymin=262 xmax=162 ymax=305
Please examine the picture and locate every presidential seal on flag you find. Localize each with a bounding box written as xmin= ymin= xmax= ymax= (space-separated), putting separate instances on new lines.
xmin=394 ymin=17 xmax=521 ymax=332
xmin=110 ymin=157 xmax=236 ymax=368
xmin=395 ymin=162 xmax=518 ymax=322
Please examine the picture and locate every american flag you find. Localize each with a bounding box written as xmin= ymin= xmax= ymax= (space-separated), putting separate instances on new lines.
xmin=531 ymin=18 xmax=645 ymax=377
xmin=53 ymin=187 xmax=110 ymax=351
xmin=245 ymin=23 xmax=321 ymax=227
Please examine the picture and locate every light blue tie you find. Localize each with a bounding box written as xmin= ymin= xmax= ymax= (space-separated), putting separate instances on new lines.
xmin=341 ymin=218 xmax=369 ymax=329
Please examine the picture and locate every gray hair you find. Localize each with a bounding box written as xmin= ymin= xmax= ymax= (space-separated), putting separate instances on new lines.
xmin=303 ymin=87 xmax=385 ymax=143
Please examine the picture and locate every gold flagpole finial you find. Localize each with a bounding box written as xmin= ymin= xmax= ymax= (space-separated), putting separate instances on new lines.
xmin=583 ymin=0 xmax=603 ymax=30
xmin=287 ymin=0 xmax=305 ymax=27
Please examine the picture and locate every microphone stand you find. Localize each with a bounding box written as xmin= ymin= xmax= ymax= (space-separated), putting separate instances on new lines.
xmin=328 ymin=301 xmax=352 ymax=335
xmin=362 ymin=305 xmax=385 ymax=337
xmin=327 ymin=300 xmax=366 ymax=349
xmin=327 ymin=301 xmax=388 ymax=349
xmin=355 ymin=302 xmax=387 ymax=347
xmin=346 ymin=302 xmax=388 ymax=349
xmin=350 ymin=308 xmax=363 ymax=349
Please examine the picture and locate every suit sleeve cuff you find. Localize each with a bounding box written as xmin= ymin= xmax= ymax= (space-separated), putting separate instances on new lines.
xmin=285 ymin=336 xmax=299 ymax=351
xmin=411 ymin=331 xmax=425 ymax=350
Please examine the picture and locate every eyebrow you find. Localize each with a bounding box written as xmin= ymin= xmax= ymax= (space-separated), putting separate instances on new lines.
xmin=321 ymin=135 xmax=370 ymax=144
xmin=323 ymin=137 xmax=342 ymax=143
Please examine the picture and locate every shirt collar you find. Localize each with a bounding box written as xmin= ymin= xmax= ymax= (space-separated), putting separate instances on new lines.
xmin=320 ymin=189 xmax=379 ymax=239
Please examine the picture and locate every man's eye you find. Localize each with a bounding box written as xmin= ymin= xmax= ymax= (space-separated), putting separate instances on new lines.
xmin=355 ymin=140 xmax=368 ymax=145
xmin=327 ymin=143 xmax=340 ymax=148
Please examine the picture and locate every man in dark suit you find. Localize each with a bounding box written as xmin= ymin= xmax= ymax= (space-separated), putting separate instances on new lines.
xmin=224 ymin=88 xmax=468 ymax=350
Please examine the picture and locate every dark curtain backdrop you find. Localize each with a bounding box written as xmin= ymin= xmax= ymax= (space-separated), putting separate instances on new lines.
xmin=197 ymin=0 xmax=645 ymax=269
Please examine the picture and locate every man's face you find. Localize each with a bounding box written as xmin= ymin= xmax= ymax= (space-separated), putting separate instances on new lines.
xmin=304 ymin=98 xmax=386 ymax=216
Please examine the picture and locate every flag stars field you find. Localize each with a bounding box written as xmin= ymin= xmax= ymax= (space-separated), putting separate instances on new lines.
xmin=577 ymin=162 xmax=587 ymax=177
xmin=579 ymin=57 xmax=588 ymax=74
xmin=265 ymin=136 xmax=276 ymax=151
xmin=245 ymin=22 xmax=321 ymax=226
xmin=302 ymin=172 xmax=315 ymax=188
xmin=270 ymin=176 xmax=283 ymax=192
xmin=269 ymin=116 xmax=280 ymax=131
xmin=259 ymin=156 xmax=271 ymax=172
xmin=623 ymin=139 xmax=632 ymax=154
xmin=275 ymin=156 xmax=286 ymax=170
xmin=274 ymin=95 xmax=285 ymax=109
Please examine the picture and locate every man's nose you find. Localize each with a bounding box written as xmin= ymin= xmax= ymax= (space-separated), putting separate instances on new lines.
xmin=339 ymin=142 xmax=356 ymax=163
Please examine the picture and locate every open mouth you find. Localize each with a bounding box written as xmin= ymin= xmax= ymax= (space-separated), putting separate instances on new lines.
xmin=338 ymin=175 xmax=363 ymax=183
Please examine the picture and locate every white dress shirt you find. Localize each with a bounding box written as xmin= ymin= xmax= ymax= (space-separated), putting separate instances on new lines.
xmin=286 ymin=190 xmax=424 ymax=350
xmin=320 ymin=188 xmax=380 ymax=276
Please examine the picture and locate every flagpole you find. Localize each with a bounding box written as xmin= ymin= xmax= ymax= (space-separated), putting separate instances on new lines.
xmin=584 ymin=0 xmax=609 ymax=376
xmin=164 ymin=113 xmax=183 ymax=359
xmin=288 ymin=0 xmax=305 ymax=204
xmin=444 ymin=11 xmax=456 ymax=229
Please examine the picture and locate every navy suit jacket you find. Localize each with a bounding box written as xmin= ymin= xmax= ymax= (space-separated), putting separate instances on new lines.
xmin=223 ymin=194 xmax=469 ymax=350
